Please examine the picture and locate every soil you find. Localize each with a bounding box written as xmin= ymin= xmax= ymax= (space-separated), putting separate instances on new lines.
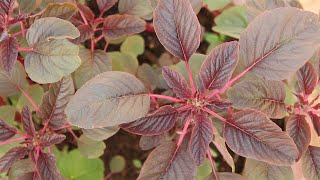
xmin=79 ymin=1 xmax=247 ymax=179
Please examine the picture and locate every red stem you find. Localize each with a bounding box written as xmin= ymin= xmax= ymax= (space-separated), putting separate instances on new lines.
xmin=67 ymin=127 xmax=79 ymax=140
xmin=18 ymin=47 xmax=33 ymax=52
xmin=19 ymin=17 xmax=26 ymax=38
xmin=203 ymin=107 xmax=226 ymax=122
xmin=79 ymin=9 xmax=89 ymax=25
xmin=207 ymin=150 xmax=219 ymax=180
xmin=95 ymin=34 xmax=104 ymax=43
xmin=149 ymin=94 xmax=182 ymax=103
xmin=0 ymin=136 xmax=27 ymax=146
xmin=185 ymin=61 xmax=196 ymax=95
xmin=17 ymin=86 xmax=39 ymax=111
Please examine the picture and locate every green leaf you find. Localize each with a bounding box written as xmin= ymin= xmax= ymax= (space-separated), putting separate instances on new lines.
xmin=17 ymin=85 xmax=44 ymax=112
xmin=77 ymin=134 xmax=106 ymax=159
xmin=110 ymin=52 xmax=139 ymax=75
xmin=196 ymin=159 xmax=211 ymax=180
xmin=65 ymin=71 xmax=150 ymax=129
xmin=56 ymin=149 xmax=104 ymax=180
xmin=0 ymin=62 xmax=28 ymax=97
xmin=118 ymin=0 xmax=153 ymax=20
xmin=109 ymin=155 xmax=126 ymax=173
xmin=204 ymin=33 xmax=224 ymax=54
xmin=26 ymin=17 xmax=81 ymax=83
xmin=0 ymin=106 xmax=16 ymax=126
xmin=75 ymin=49 xmax=112 ymax=88
xmin=212 ymin=6 xmax=248 ymax=39
xmin=133 ymin=159 xmax=142 ymax=169
xmin=120 ymin=35 xmax=145 ymax=57
xmin=204 ymin=0 xmax=232 ymax=11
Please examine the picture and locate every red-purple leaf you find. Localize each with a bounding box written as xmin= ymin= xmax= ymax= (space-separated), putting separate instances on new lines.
xmin=297 ymin=62 xmax=319 ymax=95
xmin=224 ymin=109 xmax=299 ymax=166
xmin=240 ymin=7 xmax=320 ymax=80
xmin=302 ymin=146 xmax=320 ymax=180
xmin=21 ymin=106 xmax=36 ymax=137
xmin=37 ymin=152 xmax=62 ymax=180
xmin=139 ymin=135 xmax=166 ymax=151
xmin=204 ymin=172 xmax=246 ymax=180
xmin=0 ymin=36 xmax=18 ymax=73
xmin=40 ymin=134 xmax=66 ymax=147
xmin=103 ymin=14 xmax=146 ymax=39
xmin=0 ymin=0 xmax=14 ymax=14
xmin=153 ymin=0 xmax=201 ymax=61
xmin=137 ymin=141 xmax=196 ymax=180
xmin=189 ymin=114 xmax=213 ymax=165
xmin=286 ymin=114 xmax=311 ymax=160
xmin=0 ymin=147 xmax=28 ymax=173
xmin=38 ymin=76 xmax=74 ymax=130
xmin=309 ymin=112 xmax=320 ymax=136
xmin=227 ymin=78 xmax=287 ymax=119
xmin=70 ymin=24 xmax=94 ymax=44
xmin=0 ymin=118 xmax=16 ymax=141
xmin=9 ymin=14 xmax=26 ymax=25
xmin=199 ymin=41 xmax=239 ymax=91
xmin=76 ymin=3 xmax=95 ymax=22
xmin=97 ymin=0 xmax=118 ymax=13
xmin=206 ymin=98 xmax=232 ymax=111
xmin=121 ymin=105 xmax=178 ymax=136
xmin=162 ymin=66 xmax=192 ymax=99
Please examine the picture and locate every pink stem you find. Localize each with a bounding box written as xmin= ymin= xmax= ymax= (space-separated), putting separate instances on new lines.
xmin=176 ymin=117 xmax=192 ymax=146
xmin=0 ymin=136 xmax=27 ymax=146
xmin=185 ymin=61 xmax=195 ymax=95
xmin=67 ymin=127 xmax=79 ymax=140
xmin=79 ymin=9 xmax=89 ymax=25
xmin=39 ymin=122 xmax=49 ymax=135
xmin=207 ymin=150 xmax=219 ymax=180
xmin=95 ymin=34 xmax=104 ymax=43
xmin=17 ymin=86 xmax=39 ymax=111
xmin=149 ymin=94 xmax=182 ymax=103
xmin=19 ymin=18 xmax=26 ymax=38
xmin=104 ymin=40 xmax=109 ymax=51
xmin=18 ymin=47 xmax=33 ymax=52
xmin=203 ymin=107 xmax=226 ymax=122
xmin=207 ymin=63 xmax=252 ymax=99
